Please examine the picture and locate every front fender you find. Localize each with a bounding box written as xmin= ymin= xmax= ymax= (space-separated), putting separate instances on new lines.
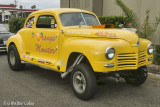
xmin=60 ymin=37 xmax=133 ymax=72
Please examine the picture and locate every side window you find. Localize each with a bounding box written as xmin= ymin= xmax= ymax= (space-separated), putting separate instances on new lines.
xmin=26 ymin=17 xmax=35 ymax=28
xmin=36 ymin=15 xmax=57 ymax=28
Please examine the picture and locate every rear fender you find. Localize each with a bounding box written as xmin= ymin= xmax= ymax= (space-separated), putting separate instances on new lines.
xmin=7 ymin=34 xmax=24 ymax=57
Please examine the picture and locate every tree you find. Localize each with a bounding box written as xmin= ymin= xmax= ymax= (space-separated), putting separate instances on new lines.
xmin=31 ymin=5 xmax=36 ymax=10
xmin=31 ymin=6 xmax=33 ymax=9
xmin=19 ymin=5 xmax=23 ymax=9
xmin=115 ymin=0 xmax=160 ymax=40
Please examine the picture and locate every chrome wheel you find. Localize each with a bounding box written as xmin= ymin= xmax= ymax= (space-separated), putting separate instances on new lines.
xmin=73 ymin=71 xmax=86 ymax=94
xmin=10 ymin=51 xmax=15 ymax=65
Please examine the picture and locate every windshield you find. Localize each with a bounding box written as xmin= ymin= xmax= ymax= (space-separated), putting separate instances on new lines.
xmin=60 ymin=12 xmax=100 ymax=26
xmin=0 ymin=25 xmax=7 ymax=32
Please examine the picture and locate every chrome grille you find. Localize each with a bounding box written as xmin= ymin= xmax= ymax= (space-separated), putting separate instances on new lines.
xmin=117 ymin=53 xmax=137 ymax=70
xmin=0 ymin=44 xmax=6 ymax=51
xmin=0 ymin=40 xmax=3 ymax=44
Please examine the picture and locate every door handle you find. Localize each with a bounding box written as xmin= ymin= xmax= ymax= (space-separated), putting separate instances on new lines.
xmin=32 ymin=32 xmax=34 ymax=35
xmin=32 ymin=32 xmax=35 ymax=38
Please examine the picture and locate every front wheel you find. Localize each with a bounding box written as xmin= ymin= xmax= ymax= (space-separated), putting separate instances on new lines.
xmin=124 ymin=66 xmax=148 ymax=86
xmin=7 ymin=45 xmax=25 ymax=71
xmin=71 ymin=64 xmax=97 ymax=100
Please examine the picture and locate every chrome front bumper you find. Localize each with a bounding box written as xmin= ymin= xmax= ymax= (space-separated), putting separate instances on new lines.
xmin=0 ymin=40 xmax=6 ymax=52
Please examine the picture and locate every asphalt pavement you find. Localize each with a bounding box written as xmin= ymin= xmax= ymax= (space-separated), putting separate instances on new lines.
xmin=0 ymin=52 xmax=160 ymax=107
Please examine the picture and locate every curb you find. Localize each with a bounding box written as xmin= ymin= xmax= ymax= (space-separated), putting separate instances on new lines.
xmin=148 ymin=73 xmax=160 ymax=77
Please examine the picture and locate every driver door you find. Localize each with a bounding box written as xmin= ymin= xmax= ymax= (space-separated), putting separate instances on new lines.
xmin=33 ymin=14 xmax=60 ymax=66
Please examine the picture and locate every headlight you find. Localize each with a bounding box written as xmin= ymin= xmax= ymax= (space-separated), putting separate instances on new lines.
xmin=147 ymin=44 xmax=153 ymax=54
xmin=105 ymin=47 xmax=115 ymax=59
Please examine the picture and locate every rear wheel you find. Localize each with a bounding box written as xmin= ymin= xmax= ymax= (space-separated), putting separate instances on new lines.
xmin=71 ymin=64 xmax=97 ymax=100
xmin=7 ymin=45 xmax=25 ymax=71
xmin=124 ymin=66 xmax=148 ymax=86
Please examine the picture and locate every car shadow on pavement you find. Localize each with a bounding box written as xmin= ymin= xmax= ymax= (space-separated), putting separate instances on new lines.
xmin=22 ymin=63 xmax=71 ymax=85
xmin=0 ymin=53 xmax=148 ymax=101
xmin=22 ymin=64 xmax=142 ymax=100
xmin=0 ymin=52 xmax=7 ymax=55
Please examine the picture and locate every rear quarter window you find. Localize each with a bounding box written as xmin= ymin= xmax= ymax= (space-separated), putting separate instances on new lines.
xmin=36 ymin=15 xmax=57 ymax=28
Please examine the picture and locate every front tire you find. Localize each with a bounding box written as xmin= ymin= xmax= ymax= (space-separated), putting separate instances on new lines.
xmin=124 ymin=66 xmax=148 ymax=86
xmin=7 ymin=45 xmax=25 ymax=71
xmin=71 ymin=64 xmax=97 ymax=100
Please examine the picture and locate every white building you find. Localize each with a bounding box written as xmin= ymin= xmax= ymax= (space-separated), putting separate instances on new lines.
xmin=0 ymin=4 xmax=16 ymax=23
xmin=0 ymin=4 xmax=37 ymax=23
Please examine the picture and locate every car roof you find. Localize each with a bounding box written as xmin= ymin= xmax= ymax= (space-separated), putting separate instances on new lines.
xmin=30 ymin=8 xmax=95 ymax=16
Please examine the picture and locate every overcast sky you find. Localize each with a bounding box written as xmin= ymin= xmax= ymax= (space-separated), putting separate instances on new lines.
xmin=0 ymin=0 xmax=60 ymax=10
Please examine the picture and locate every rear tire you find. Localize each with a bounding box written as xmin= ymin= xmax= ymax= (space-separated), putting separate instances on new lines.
xmin=71 ymin=64 xmax=97 ymax=100
xmin=7 ymin=45 xmax=25 ymax=71
xmin=124 ymin=66 xmax=148 ymax=86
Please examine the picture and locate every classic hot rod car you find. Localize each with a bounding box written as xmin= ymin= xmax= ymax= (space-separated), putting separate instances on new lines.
xmin=7 ymin=8 xmax=153 ymax=100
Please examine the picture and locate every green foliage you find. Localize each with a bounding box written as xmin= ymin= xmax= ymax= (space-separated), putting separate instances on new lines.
xmin=9 ymin=18 xmax=26 ymax=33
xmin=153 ymin=45 xmax=160 ymax=65
xmin=19 ymin=5 xmax=23 ymax=9
xmin=31 ymin=5 xmax=36 ymax=9
xmin=24 ymin=12 xmax=31 ymax=18
xmin=115 ymin=0 xmax=140 ymax=28
xmin=18 ymin=12 xmax=31 ymax=18
xmin=115 ymin=0 xmax=160 ymax=40
xmin=98 ymin=16 xmax=130 ymax=28
xmin=37 ymin=17 xmax=53 ymax=24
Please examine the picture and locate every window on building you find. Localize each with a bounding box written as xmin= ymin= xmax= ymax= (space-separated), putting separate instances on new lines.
xmin=26 ymin=17 xmax=35 ymax=28
xmin=5 ymin=15 xmax=9 ymax=19
xmin=36 ymin=15 xmax=57 ymax=28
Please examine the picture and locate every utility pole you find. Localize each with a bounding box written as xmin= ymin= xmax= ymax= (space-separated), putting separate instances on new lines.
xmin=14 ymin=0 xmax=18 ymax=5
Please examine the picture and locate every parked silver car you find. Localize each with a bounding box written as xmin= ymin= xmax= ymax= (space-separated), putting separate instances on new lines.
xmin=0 ymin=24 xmax=13 ymax=52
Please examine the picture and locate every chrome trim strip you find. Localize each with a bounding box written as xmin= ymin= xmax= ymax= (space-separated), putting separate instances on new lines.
xmin=0 ymin=50 xmax=6 ymax=52
xmin=131 ymin=44 xmax=140 ymax=47
xmin=104 ymin=63 xmax=114 ymax=67
xmin=0 ymin=47 xmax=6 ymax=49
xmin=131 ymin=40 xmax=140 ymax=47
xmin=21 ymin=61 xmax=61 ymax=73
xmin=148 ymin=57 xmax=153 ymax=61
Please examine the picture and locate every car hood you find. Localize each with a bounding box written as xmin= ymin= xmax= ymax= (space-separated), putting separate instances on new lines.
xmin=0 ymin=32 xmax=13 ymax=40
xmin=64 ymin=27 xmax=139 ymax=45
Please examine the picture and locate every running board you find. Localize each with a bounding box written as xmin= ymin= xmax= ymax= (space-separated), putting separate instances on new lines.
xmin=21 ymin=61 xmax=29 ymax=64
xmin=21 ymin=60 xmax=61 ymax=73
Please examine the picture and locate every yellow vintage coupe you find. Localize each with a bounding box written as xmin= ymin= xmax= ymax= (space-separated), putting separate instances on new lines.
xmin=7 ymin=8 xmax=153 ymax=100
